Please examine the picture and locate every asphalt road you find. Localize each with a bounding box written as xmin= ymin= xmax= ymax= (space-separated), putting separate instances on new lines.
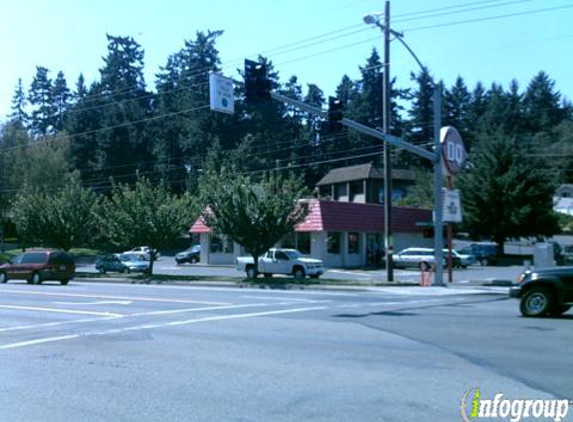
xmin=0 ymin=281 xmax=571 ymax=421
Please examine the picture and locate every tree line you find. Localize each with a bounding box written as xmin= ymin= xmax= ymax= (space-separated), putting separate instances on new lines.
xmin=1 ymin=31 xmax=572 ymax=248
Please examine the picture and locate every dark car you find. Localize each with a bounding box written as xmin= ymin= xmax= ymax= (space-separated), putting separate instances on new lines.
xmin=459 ymin=243 xmax=499 ymax=266
xmin=0 ymin=249 xmax=75 ymax=285
xmin=95 ymin=253 xmax=150 ymax=274
xmin=175 ymin=245 xmax=201 ymax=264
xmin=510 ymin=266 xmax=573 ymax=317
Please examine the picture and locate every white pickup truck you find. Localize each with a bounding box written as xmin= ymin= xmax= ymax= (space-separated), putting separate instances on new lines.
xmin=236 ymin=248 xmax=325 ymax=279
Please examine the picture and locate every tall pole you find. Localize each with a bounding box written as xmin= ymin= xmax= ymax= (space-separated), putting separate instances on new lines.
xmin=433 ymin=84 xmax=444 ymax=286
xmin=383 ymin=0 xmax=393 ymax=282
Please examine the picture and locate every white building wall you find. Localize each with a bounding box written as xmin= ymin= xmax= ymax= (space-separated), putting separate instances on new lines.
xmin=198 ymin=231 xmax=430 ymax=268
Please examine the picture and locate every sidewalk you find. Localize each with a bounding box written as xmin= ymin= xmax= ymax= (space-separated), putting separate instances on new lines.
xmin=74 ymin=273 xmax=511 ymax=295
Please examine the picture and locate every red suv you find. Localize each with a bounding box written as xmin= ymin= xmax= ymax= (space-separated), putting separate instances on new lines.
xmin=0 ymin=249 xmax=75 ymax=285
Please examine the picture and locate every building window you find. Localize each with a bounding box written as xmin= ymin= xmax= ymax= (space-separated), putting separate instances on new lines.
xmin=379 ymin=188 xmax=405 ymax=203
xmin=298 ymin=232 xmax=311 ymax=255
xmin=350 ymin=181 xmax=364 ymax=201
xmin=210 ymin=234 xmax=233 ymax=254
xmin=281 ymin=232 xmax=311 ymax=254
xmin=327 ymin=232 xmax=341 ymax=254
xmin=335 ymin=183 xmax=347 ymax=200
xmin=348 ymin=232 xmax=360 ymax=254
xmin=282 ymin=233 xmax=296 ymax=249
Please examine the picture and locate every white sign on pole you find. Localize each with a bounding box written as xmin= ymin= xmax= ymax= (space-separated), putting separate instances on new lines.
xmin=209 ymin=72 xmax=234 ymax=114
xmin=442 ymin=188 xmax=462 ymax=222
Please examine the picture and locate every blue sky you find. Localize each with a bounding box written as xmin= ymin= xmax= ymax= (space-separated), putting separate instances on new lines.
xmin=1 ymin=0 xmax=572 ymax=121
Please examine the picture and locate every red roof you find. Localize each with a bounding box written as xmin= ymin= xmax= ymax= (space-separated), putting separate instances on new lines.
xmin=190 ymin=200 xmax=431 ymax=234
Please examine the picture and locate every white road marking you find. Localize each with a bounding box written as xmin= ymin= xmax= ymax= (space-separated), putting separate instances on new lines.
xmin=326 ymin=270 xmax=372 ymax=278
xmin=241 ymin=295 xmax=327 ymax=303
xmin=0 ymin=306 xmax=326 ymax=350
xmin=127 ymin=300 xmax=328 ymax=317
xmin=0 ymin=334 xmax=82 ymax=350
xmin=72 ymin=282 xmax=361 ymax=297
xmin=0 ymin=289 xmax=230 ymax=306
xmin=0 ymin=305 xmax=124 ymax=318
xmin=52 ymin=300 xmax=133 ymax=306
xmin=0 ymin=316 xmax=121 ymax=333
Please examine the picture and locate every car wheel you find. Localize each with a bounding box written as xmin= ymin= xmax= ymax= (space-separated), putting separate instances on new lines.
xmin=520 ymin=287 xmax=553 ymax=317
xmin=98 ymin=266 xmax=106 ymax=274
xmin=480 ymin=257 xmax=490 ymax=266
xmin=175 ymin=259 xmax=182 ymax=265
xmin=122 ymin=267 xmax=131 ymax=274
xmin=191 ymin=256 xmax=198 ymax=264
xmin=293 ymin=267 xmax=305 ymax=280
xmin=31 ymin=272 xmax=42 ymax=285
xmin=246 ymin=266 xmax=257 ymax=279
xmin=0 ymin=272 xmax=7 ymax=283
xmin=60 ymin=279 xmax=69 ymax=286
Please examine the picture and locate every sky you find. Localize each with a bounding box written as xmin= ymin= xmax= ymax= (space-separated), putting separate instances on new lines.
xmin=1 ymin=0 xmax=572 ymax=121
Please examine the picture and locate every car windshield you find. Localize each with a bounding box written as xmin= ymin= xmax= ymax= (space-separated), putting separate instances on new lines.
xmin=21 ymin=252 xmax=48 ymax=264
xmin=285 ymin=250 xmax=303 ymax=259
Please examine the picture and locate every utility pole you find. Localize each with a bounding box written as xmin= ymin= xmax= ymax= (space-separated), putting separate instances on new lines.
xmin=382 ymin=0 xmax=393 ymax=282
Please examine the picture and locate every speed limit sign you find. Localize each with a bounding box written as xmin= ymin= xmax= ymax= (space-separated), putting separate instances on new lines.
xmin=440 ymin=126 xmax=467 ymax=177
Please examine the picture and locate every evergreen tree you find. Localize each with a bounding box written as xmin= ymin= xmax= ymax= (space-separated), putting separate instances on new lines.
xmin=153 ymin=30 xmax=228 ymax=190
xmin=399 ymin=68 xmax=436 ymax=169
xmin=28 ymin=66 xmax=55 ymax=137
xmin=9 ymin=78 xmax=29 ymax=129
xmin=523 ymin=71 xmax=566 ymax=133
xmin=94 ymin=34 xmax=152 ymax=187
xmin=52 ymin=71 xmax=71 ymax=131
xmin=74 ymin=73 xmax=88 ymax=101
xmin=459 ymin=131 xmax=559 ymax=250
xmin=443 ymin=76 xmax=471 ymax=147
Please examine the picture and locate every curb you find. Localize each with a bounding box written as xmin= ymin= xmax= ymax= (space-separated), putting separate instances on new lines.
xmin=73 ymin=276 xmax=509 ymax=294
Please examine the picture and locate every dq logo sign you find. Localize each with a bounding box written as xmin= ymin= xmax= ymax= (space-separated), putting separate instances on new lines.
xmin=440 ymin=126 xmax=467 ymax=177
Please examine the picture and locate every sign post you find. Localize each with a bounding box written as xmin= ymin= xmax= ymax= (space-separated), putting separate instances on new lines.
xmin=440 ymin=126 xmax=467 ymax=282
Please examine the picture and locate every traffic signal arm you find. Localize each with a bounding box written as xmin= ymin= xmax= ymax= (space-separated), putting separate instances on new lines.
xmin=269 ymin=92 xmax=436 ymax=162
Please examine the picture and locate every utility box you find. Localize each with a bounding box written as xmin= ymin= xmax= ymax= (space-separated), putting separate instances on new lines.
xmin=533 ymin=242 xmax=555 ymax=268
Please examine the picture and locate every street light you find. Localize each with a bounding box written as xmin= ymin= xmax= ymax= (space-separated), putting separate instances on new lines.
xmin=363 ymin=3 xmax=394 ymax=282
xmin=364 ymin=2 xmax=445 ymax=285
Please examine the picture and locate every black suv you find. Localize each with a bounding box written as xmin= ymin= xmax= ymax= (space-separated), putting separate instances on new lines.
xmin=510 ymin=267 xmax=573 ymax=317
xmin=459 ymin=243 xmax=499 ymax=266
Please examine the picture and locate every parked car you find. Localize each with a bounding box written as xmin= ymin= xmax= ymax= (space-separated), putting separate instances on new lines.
xmin=175 ymin=245 xmax=201 ymax=264
xmin=447 ymin=249 xmax=477 ymax=269
xmin=95 ymin=253 xmax=150 ymax=274
xmin=510 ymin=266 xmax=573 ymax=317
xmin=459 ymin=243 xmax=499 ymax=266
xmin=393 ymin=248 xmax=445 ymax=269
xmin=124 ymin=246 xmax=160 ymax=261
xmin=0 ymin=249 xmax=75 ymax=285
xmin=236 ymin=248 xmax=325 ymax=279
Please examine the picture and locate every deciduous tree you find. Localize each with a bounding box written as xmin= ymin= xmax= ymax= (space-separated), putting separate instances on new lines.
xmin=199 ymin=168 xmax=309 ymax=277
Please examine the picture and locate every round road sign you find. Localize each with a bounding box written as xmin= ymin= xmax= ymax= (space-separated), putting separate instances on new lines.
xmin=440 ymin=126 xmax=467 ymax=177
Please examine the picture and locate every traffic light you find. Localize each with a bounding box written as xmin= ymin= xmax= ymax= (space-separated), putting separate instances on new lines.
xmin=328 ymin=96 xmax=343 ymax=130
xmin=244 ymin=59 xmax=271 ymax=103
